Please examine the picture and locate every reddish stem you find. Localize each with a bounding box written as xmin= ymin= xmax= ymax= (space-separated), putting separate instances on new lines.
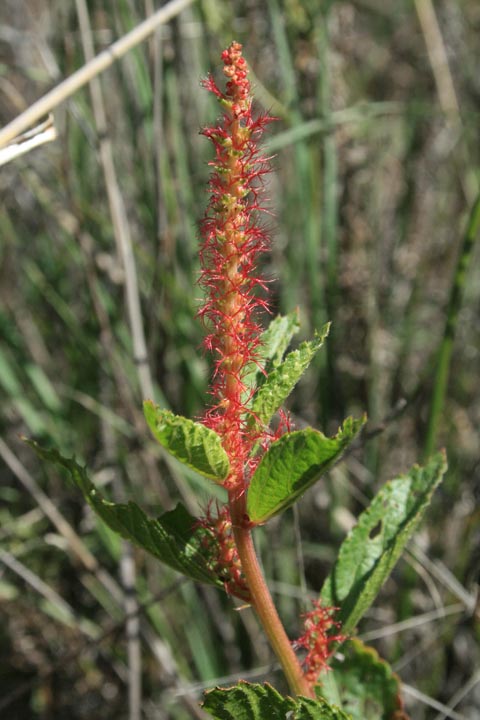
xmin=229 ymin=492 xmax=314 ymax=698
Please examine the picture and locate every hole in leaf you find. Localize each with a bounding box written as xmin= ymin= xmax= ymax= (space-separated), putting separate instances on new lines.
xmin=369 ymin=520 xmax=382 ymax=539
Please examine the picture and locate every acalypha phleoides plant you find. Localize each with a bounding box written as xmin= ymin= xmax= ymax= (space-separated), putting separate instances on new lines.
xmin=30 ymin=42 xmax=447 ymax=719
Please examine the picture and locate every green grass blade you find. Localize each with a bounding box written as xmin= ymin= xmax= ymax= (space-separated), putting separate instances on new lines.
xmin=423 ymin=192 xmax=480 ymax=458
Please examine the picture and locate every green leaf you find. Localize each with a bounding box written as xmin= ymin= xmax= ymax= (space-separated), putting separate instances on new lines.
xmin=292 ymin=697 xmax=353 ymax=720
xmin=26 ymin=440 xmax=224 ymax=588
xmin=258 ymin=311 xmax=301 ymax=371
xmin=249 ymin=324 xmax=330 ymax=429
xmin=202 ymin=681 xmax=352 ymax=720
xmin=320 ymin=451 xmax=447 ymax=634
xmin=247 ymin=417 xmax=365 ymax=524
xmin=143 ymin=401 xmax=230 ymax=482
xmin=243 ymin=311 xmax=301 ymax=392
xmin=318 ymin=639 xmax=408 ymax=720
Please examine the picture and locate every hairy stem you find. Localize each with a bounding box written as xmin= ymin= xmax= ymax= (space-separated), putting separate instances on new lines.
xmin=229 ymin=493 xmax=313 ymax=698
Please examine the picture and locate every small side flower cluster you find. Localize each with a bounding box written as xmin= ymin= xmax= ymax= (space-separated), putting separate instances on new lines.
xmin=200 ymin=505 xmax=250 ymax=601
xmin=295 ymin=602 xmax=345 ymax=684
xmin=198 ymin=42 xmax=273 ymax=491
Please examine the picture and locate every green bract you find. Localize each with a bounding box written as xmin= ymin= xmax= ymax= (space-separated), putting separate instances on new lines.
xmin=247 ymin=416 xmax=365 ymax=524
xmin=242 ymin=311 xmax=301 ymax=394
xmin=249 ymin=324 xmax=330 ymax=430
xmin=258 ymin=311 xmax=301 ymax=371
xmin=320 ymin=451 xmax=447 ymax=634
xmin=143 ymin=401 xmax=230 ymax=482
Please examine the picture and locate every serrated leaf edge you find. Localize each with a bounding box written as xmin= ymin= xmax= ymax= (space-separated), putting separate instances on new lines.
xmin=247 ymin=415 xmax=366 ymax=524
xmin=249 ymin=324 xmax=330 ymax=429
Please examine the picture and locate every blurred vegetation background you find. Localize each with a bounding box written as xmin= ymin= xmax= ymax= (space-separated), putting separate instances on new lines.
xmin=1 ymin=0 xmax=479 ymax=718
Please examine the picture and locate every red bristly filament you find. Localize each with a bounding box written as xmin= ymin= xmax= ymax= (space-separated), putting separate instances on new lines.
xmin=198 ymin=42 xmax=274 ymax=491
xmin=199 ymin=504 xmax=251 ymax=601
xmin=294 ymin=601 xmax=346 ymax=684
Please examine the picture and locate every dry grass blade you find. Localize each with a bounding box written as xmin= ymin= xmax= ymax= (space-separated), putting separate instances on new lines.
xmin=0 ymin=0 xmax=194 ymax=147
xmin=73 ymin=0 xmax=153 ymax=401
xmin=434 ymin=669 xmax=480 ymax=720
xmin=402 ymin=684 xmax=469 ymax=720
xmin=414 ymin=0 xmax=460 ymax=116
xmin=0 ymin=549 xmax=86 ymax=630
xmin=409 ymin=545 xmax=477 ymax=614
xmin=359 ymin=603 xmax=464 ymax=642
xmin=0 ymin=437 xmax=100 ymax=575
xmin=0 ymin=114 xmax=56 ymax=166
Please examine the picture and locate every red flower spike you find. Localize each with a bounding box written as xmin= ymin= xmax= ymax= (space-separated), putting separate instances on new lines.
xmin=198 ymin=42 xmax=275 ymax=491
xmin=199 ymin=504 xmax=251 ymax=601
xmin=294 ymin=601 xmax=346 ymax=684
